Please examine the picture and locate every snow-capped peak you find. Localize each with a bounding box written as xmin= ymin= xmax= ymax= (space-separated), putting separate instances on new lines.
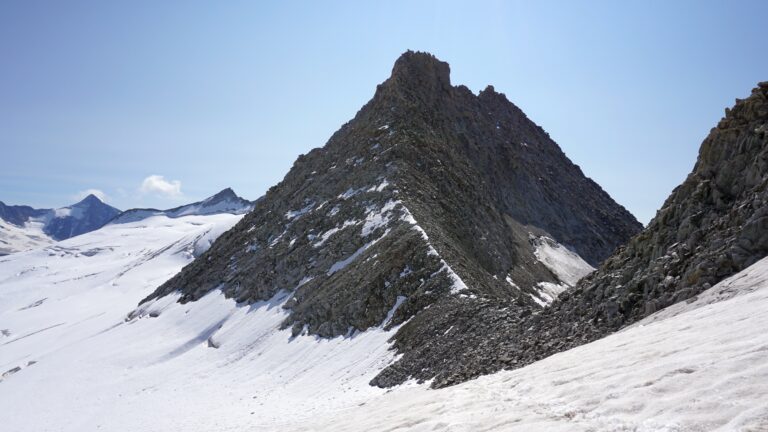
xmin=110 ymin=188 xmax=254 ymax=224
xmin=76 ymin=193 xmax=106 ymax=205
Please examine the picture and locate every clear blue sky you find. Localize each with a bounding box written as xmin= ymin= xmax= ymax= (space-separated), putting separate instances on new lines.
xmin=1 ymin=1 xmax=766 ymax=223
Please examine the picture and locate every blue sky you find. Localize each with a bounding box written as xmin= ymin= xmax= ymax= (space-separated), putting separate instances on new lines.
xmin=1 ymin=1 xmax=766 ymax=223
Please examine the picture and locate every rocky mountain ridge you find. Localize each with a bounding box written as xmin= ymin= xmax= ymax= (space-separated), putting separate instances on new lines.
xmin=144 ymin=51 xmax=641 ymax=383
xmin=520 ymin=80 xmax=768 ymax=356
xmin=383 ymin=80 xmax=768 ymax=388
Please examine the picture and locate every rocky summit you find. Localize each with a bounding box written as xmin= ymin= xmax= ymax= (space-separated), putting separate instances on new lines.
xmin=143 ymin=51 xmax=641 ymax=386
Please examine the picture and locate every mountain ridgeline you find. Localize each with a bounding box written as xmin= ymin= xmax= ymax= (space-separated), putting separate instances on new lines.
xmin=144 ymin=51 xmax=641 ymax=384
xmin=378 ymin=81 xmax=768 ymax=388
xmin=511 ymin=81 xmax=768 ymax=364
xmin=0 ymin=189 xmax=253 ymax=256
xmin=110 ymin=188 xmax=254 ymax=224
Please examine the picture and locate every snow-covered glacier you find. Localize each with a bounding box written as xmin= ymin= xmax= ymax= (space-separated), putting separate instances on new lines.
xmin=1 ymin=212 xmax=767 ymax=431
xmin=0 ymin=213 xmax=403 ymax=431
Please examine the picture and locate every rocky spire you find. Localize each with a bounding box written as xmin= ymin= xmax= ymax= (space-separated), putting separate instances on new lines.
xmin=389 ymin=51 xmax=451 ymax=91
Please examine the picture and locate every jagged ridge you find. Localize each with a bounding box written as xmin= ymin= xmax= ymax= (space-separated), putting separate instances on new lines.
xmin=143 ymin=51 xmax=641 ymax=384
xmin=388 ymin=81 xmax=768 ymax=388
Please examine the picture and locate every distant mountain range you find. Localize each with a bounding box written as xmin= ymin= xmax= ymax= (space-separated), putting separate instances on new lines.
xmin=0 ymin=194 xmax=120 ymax=238
xmin=0 ymin=194 xmax=120 ymax=255
xmin=0 ymin=188 xmax=253 ymax=255
xmin=110 ymin=188 xmax=253 ymax=224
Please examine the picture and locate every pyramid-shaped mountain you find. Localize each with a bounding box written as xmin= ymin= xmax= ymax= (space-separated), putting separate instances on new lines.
xmin=44 ymin=194 xmax=121 ymax=240
xmin=143 ymin=51 xmax=641 ymax=381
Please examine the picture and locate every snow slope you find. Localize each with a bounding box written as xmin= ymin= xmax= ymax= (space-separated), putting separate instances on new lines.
xmin=1 ymin=212 xmax=766 ymax=431
xmin=0 ymin=213 xmax=401 ymax=431
xmin=298 ymin=256 xmax=768 ymax=432
xmin=0 ymin=218 xmax=53 ymax=256
xmin=532 ymin=235 xmax=595 ymax=286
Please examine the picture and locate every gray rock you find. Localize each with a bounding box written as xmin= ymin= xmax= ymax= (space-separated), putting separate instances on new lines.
xmin=414 ymin=81 xmax=768 ymax=388
xmin=139 ymin=51 xmax=642 ymax=387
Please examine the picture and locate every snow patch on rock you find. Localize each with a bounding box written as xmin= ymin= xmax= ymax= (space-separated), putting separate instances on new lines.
xmin=532 ymin=235 xmax=594 ymax=286
xmin=285 ymin=202 xmax=314 ymax=220
xmin=399 ymin=204 xmax=470 ymax=295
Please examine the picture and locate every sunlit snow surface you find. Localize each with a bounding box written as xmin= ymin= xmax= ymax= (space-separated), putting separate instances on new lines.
xmin=1 ymin=213 xmax=767 ymax=431
xmin=301 ymin=257 xmax=768 ymax=432
xmin=0 ymin=213 xmax=401 ymax=431
xmin=0 ymin=218 xmax=54 ymax=256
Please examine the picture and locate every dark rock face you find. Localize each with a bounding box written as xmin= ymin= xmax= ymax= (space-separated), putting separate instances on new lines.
xmin=110 ymin=188 xmax=253 ymax=224
xmin=533 ymin=81 xmax=768 ymax=336
xmin=570 ymin=83 xmax=768 ymax=324
xmin=143 ymin=51 xmax=641 ymax=384
xmin=44 ymin=195 xmax=121 ymax=240
xmin=397 ymin=81 xmax=768 ymax=388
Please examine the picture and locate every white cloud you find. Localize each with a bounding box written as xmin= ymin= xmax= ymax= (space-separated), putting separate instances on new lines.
xmin=74 ymin=189 xmax=108 ymax=202
xmin=139 ymin=175 xmax=183 ymax=198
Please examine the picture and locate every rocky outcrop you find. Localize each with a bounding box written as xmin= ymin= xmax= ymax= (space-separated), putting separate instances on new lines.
xmin=392 ymin=81 xmax=768 ymax=388
xmin=143 ymin=51 xmax=641 ymax=383
xmin=533 ymin=81 xmax=768 ymax=338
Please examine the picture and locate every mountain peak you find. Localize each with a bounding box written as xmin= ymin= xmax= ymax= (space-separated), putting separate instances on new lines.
xmin=200 ymin=188 xmax=249 ymax=208
xmin=145 ymin=52 xmax=643 ymax=390
xmin=387 ymin=50 xmax=452 ymax=93
xmin=45 ymin=195 xmax=120 ymax=240
xmin=478 ymin=84 xmax=503 ymax=99
xmin=76 ymin=194 xmax=105 ymax=206
xmin=208 ymin=187 xmax=237 ymax=200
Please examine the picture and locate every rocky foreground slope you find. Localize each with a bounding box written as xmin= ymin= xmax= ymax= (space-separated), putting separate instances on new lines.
xmin=298 ymin=255 xmax=768 ymax=432
xmin=398 ymin=81 xmax=768 ymax=388
xmin=144 ymin=51 xmax=640 ymax=381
